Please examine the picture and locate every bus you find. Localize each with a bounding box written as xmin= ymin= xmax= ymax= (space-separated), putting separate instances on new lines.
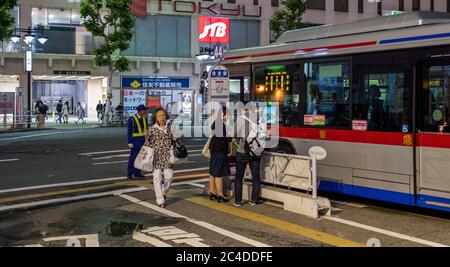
xmin=223 ymin=12 xmax=450 ymax=212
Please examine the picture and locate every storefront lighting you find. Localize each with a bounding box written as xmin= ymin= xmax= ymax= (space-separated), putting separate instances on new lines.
xmin=24 ymin=33 xmax=36 ymax=44
xmin=38 ymin=36 xmax=48 ymax=45
xmin=10 ymin=34 xmax=21 ymax=43
xmin=196 ymin=54 xmax=211 ymax=61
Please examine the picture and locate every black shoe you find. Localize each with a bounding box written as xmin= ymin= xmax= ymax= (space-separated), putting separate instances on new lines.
xmin=163 ymin=195 xmax=167 ymax=201
xmin=208 ymin=192 xmax=218 ymax=201
xmin=127 ymin=174 xmax=133 ymax=180
xmin=217 ymin=195 xmax=229 ymax=203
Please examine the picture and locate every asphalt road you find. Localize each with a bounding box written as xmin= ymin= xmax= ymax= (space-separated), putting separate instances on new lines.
xmin=0 ymin=126 xmax=449 ymax=248
xmin=0 ymin=127 xmax=208 ymax=190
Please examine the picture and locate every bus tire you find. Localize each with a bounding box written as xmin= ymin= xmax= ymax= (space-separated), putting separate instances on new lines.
xmin=273 ymin=142 xmax=295 ymax=154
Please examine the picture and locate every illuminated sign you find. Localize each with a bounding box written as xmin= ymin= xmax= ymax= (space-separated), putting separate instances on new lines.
xmin=26 ymin=51 xmax=32 ymax=72
xmin=157 ymin=0 xmax=262 ymax=17
xmin=265 ymin=72 xmax=290 ymax=92
xmin=198 ymin=16 xmax=229 ymax=43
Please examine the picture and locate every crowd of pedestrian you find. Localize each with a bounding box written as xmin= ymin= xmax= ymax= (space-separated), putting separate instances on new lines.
xmin=127 ymin=103 xmax=263 ymax=209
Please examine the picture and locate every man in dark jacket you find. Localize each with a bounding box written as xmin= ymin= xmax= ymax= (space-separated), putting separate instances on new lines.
xmin=56 ymin=100 xmax=63 ymax=124
xmin=38 ymin=101 xmax=49 ymax=128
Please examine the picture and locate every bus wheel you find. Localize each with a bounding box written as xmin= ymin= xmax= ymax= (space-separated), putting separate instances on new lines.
xmin=273 ymin=142 xmax=295 ymax=154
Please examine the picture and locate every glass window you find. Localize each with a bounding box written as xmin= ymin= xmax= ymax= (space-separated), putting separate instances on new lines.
xmin=399 ymin=0 xmax=404 ymax=11
xmin=305 ymin=62 xmax=350 ymax=127
xmin=12 ymin=6 xmax=19 ymax=27
xmin=125 ymin=15 xmax=191 ymax=58
xmin=307 ymin=0 xmax=325 ymax=10
xmin=48 ymin=9 xmax=72 ymax=25
xmin=353 ymin=71 xmax=409 ymax=132
xmin=334 ymin=0 xmax=349 ymax=12
xmin=422 ymin=65 xmax=450 ymax=133
xmin=71 ymin=10 xmax=81 ymax=25
xmin=358 ymin=0 xmax=364 ymax=13
xmin=413 ymin=0 xmax=420 ymax=11
xmin=32 ymin=7 xmax=48 ymax=26
xmin=230 ymin=20 xmax=260 ymax=50
xmin=254 ymin=64 xmax=304 ymax=127
xmin=271 ymin=0 xmax=279 ymax=7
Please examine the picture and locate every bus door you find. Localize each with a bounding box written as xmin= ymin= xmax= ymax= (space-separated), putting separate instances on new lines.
xmin=229 ymin=76 xmax=250 ymax=103
xmin=416 ymin=60 xmax=450 ymax=210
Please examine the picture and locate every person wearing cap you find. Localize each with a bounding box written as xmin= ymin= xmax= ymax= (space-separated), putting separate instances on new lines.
xmin=127 ymin=104 xmax=149 ymax=179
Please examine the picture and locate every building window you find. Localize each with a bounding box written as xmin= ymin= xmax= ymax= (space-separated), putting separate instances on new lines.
xmin=448 ymin=0 xmax=450 ymax=13
xmin=253 ymin=0 xmax=259 ymax=5
xmin=227 ymin=0 xmax=236 ymax=4
xmin=307 ymin=0 xmax=325 ymax=10
xmin=430 ymin=0 xmax=434 ymax=11
xmin=230 ymin=20 xmax=260 ymax=50
xmin=358 ymin=0 xmax=364 ymax=13
xmin=125 ymin=15 xmax=191 ymax=58
xmin=334 ymin=0 xmax=348 ymax=12
xmin=271 ymin=0 xmax=279 ymax=7
xmin=413 ymin=0 xmax=420 ymax=11
xmin=378 ymin=2 xmax=382 ymax=16
xmin=399 ymin=0 xmax=404 ymax=11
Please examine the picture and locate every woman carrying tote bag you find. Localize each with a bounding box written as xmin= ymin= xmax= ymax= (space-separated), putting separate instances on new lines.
xmin=146 ymin=107 xmax=177 ymax=208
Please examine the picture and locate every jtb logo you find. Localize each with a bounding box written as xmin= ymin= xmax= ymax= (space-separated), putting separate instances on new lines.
xmin=198 ymin=17 xmax=229 ymax=43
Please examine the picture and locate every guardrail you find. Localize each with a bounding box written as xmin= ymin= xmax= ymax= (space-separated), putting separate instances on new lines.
xmin=262 ymin=148 xmax=326 ymax=199
xmin=1 ymin=114 xmax=37 ymax=130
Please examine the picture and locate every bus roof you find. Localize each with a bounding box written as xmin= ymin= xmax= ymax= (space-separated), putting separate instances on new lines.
xmin=223 ymin=12 xmax=450 ymax=64
xmin=275 ymin=11 xmax=450 ymax=44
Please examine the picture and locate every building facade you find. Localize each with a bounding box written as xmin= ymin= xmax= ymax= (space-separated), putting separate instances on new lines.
xmin=304 ymin=0 xmax=450 ymax=25
xmin=0 ymin=0 xmax=281 ymax=119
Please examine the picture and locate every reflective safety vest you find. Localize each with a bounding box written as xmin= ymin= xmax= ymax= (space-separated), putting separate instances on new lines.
xmin=132 ymin=115 xmax=147 ymax=138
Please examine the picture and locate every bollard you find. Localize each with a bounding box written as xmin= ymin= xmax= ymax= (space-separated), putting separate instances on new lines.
xmin=3 ymin=113 xmax=6 ymax=129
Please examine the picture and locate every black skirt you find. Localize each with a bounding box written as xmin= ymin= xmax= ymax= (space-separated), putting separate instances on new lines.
xmin=209 ymin=152 xmax=231 ymax=177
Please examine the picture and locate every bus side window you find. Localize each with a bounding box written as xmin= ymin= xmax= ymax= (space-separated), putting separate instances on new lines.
xmin=422 ymin=65 xmax=450 ymax=133
xmin=353 ymin=71 xmax=410 ymax=132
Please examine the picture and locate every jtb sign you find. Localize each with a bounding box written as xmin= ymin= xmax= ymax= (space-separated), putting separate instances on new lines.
xmin=198 ymin=17 xmax=229 ymax=43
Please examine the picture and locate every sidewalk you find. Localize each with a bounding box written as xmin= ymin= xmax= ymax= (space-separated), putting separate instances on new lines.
xmin=0 ymin=116 xmax=106 ymax=134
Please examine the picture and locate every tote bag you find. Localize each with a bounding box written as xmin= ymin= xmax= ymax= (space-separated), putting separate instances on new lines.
xmin=202 ymin=136 xmax=212 ymax=159
xmin=134 ymin=146 xmax=154 ymax=172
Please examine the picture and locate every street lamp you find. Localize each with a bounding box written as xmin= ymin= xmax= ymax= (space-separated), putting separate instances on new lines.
xmin=10 ymin=27 xmax=48 ymax=128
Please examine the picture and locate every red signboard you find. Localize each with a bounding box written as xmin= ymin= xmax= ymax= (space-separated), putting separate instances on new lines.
xmin=198 ymin=16 xmax=229 ymax=44
xmin=131 ymin=0 xmax=147 ymax=17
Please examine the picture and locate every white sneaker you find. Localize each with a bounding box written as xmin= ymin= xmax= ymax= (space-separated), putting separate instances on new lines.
xmin=233 ymin=202 xmax=242 ymax=207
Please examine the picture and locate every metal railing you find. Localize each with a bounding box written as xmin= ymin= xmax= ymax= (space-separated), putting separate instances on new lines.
xmin=1 ymin=114 xmax=37 ymax=130
xmin=262 ymin=151 xmax=320 ymax=199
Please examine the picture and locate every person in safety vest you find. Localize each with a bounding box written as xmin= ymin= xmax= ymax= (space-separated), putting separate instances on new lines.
xmin=127 ymin=104 xmax=149 ymax=179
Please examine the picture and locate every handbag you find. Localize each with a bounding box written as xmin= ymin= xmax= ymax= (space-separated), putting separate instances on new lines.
xmin=134 ymin=145 xmax=154 ymax=172
xmin=173 ymin=139 xmax=188 ymax=159
xmin=202 ymin=136 xmax=212 ymax=158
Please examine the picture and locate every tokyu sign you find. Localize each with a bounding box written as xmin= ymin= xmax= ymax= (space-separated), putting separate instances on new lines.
xmin=198 ymin=17 xmax=229 ymax=43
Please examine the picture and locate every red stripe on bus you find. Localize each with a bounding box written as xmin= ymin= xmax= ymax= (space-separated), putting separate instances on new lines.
xmin=280 ymin=127 xmax=410 ymax=146
xmin=417 ymin=133 xmax=450 ymax=149
xmin=224 ymin=41 xmax=378 ymax=61
xmin=280 ymin=127 xmax=450 ymax=148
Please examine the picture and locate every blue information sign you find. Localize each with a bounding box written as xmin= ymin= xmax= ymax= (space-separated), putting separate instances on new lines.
xmin=122 ymin=76 xmax=190 ymax=89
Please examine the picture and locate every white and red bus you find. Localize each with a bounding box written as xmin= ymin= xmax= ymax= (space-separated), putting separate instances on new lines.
xmin=223 ymin=12 xmax=450 ymax=212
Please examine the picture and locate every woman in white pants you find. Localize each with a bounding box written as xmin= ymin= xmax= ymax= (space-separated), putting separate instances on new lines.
xmin=146 ymin=107 xmax=176 ymax=208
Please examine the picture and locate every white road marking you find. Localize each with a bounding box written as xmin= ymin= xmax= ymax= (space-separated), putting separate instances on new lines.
xmin=186 ymin=183 xmax=206 ymax=189
xmin=0 ymin=158 xmax=19 ymax=163
xmin=0 ymin=167 xmax=210 ymax=195
xmin=92 ymin=160 xmax=128 ymax=165
xmin=78 ymin=149 xmax=129 ymax=156
xmin=92 ymin=154 xmax=129 ymax=160
xmin=172 ymin=178 xmax=209 ymax=187
xmin=323 ymin=215 xmax=449 ymax=247
xmin=0 ymin=131 xmax=83 ymax=141
xmin=43 ymin=234 xmax=100 ymax=247
xmin=132 ymin=232 xmax=172 ymax=247
xmin=119 ymin=194 xmax=270 ymax=247
xmin=0 ymin=187 xmax=149 ymax=212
